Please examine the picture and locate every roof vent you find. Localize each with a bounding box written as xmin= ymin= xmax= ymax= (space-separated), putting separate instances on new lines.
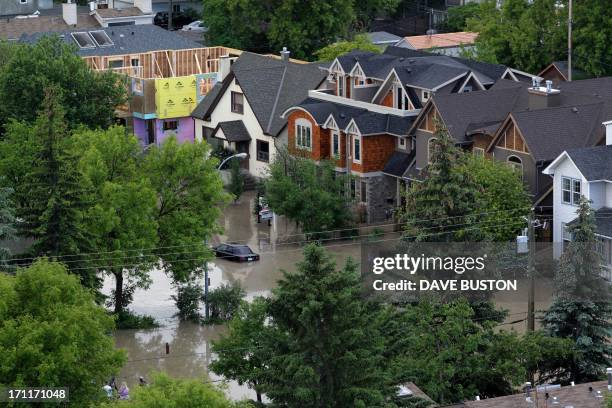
xmin=572 ymin=107 xmax=578 ymax=113
xmin=409 ymin=59 xmax=415 ymax=64
xmin=405 ymin=67 xmax=412 ymax=73
xmin=399 ymin=57 xmax=405 ymax=62
xmin=280 ymin=46 xmax=290 ymax=61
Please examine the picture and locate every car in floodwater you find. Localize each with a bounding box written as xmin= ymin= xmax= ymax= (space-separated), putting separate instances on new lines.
xmin=213 ymin=243 xmax=260 ymax=262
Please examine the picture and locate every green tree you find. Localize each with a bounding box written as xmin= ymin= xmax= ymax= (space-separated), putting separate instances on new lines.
xmin=205 ymin=282 xmax=245 ymax=323
xmin=444 ymin=3 xmax=480 ymax=32
xmin=572 ymin=0 xmax=612 ymax=76
xmin=74 ymin=126 xmax=158 ymax=312
xmin=143 ymin=136 xmax=228 ymax=284
xmin=314 ymin=34 xmax=381 ymax=61
xmin=460 ymin=155 xmax=531 ymax=241
xmin=229 ymin=158 xmax=244 ymax=202
xmin=210 ymin=297 xmax=270 ymax=403
xmin=7 ymin=89 xmax=95 ymax=285
xmin=0 ymin=36 xmax=126 ymax=130
xmin=99 ymin=372 xmax=243 ymax=408
xmin=542 ymin=197 xmax=612 ymax=383
xmin=203 ymin=0 xmax=355 ymax=60
xmin=264 ymin=244 xmax=389 ymax=407
xmin=353 ymin=0 xmax=400 ymax=30
xmin=402 ymin=124 xmax=482 ymax=242
xmin=0 ymin=185 xmax=15 ymax=268
xmin=0 ymin=259 xmax=125 ymax=406
xmin=264 ymin=150 xmax=353 ymax=236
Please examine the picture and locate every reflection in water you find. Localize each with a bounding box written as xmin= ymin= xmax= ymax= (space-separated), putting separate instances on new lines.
xmin=104 ymin=191 xmax=362 ymax=400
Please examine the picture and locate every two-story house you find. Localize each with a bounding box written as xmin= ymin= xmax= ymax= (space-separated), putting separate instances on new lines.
xmin=408 ymin=77 xmax=612 ymax=239
xmin=191 ymin=50 xmax=328 ymax=178
xmin=542 ymin=130 xmax=612 ymax=272
xmin=282 ymin=46 xmax=534 ymax=223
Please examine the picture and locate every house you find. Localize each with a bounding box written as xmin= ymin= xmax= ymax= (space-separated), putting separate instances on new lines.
xmin=22 ymin=25 xmax=236 ymax=146
xmin=395 ymin=32 xmax=478 ymax=57
xmin=0 ymin=0 xmax=53 ymax=16
xmin=0 ymin=0 xmax=155 ymax=40
xmin=113 ymin=0 xmax=201 ymax=14
xmin=408 ymin=77 xmax=612 ymax=238
xmin=366 ymin=31 xmax=403 ymax=48
xmin=445 ymin=380 xmax=609 ymax=407
xmin=542 ymin=130 xmax=612 ymax=270
xmin=538 ymin=60 xmax=589 ymax=85
xmin=191 ymin=50 xmax=328 ymax=179
xmin=282 ymin=46 xmax=535 ymax=223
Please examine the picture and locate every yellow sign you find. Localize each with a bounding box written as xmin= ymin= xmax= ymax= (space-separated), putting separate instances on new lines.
xmin=155 ymin=76 xmax=198 ymax=119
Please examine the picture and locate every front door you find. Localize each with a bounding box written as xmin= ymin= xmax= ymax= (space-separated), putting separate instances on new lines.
xmin=235 ymin=141 xmax=250 ymax=170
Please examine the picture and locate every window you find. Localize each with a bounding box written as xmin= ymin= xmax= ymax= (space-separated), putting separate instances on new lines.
xmin=131 ymin=58 xmax=140 ymax=67
xmin=331 ymin=131 xmax=340 ymax=158
xmin=394 ymin=84 xmax=410 ymax=110
xmin=422 ymin=90 xmax=430 ymax=102
xmin=354 ymin=76 xmax=366 ymax=87
xmin=360 ymin=181 xmax=367 ymax=203
xmin=427 ymin=137 xmax=438 ymax=164
xmin=256 ymin=140 xmax=270 ymax=162
xmin=231 ymin=92 xmax=244 ymax=114
xmin=163 ymin=120 xmax=178 ymax=131
xmin=507 ymin=155 xmax=523 ymax=178
xmin=109 ymin=59 xmax=123 ymax=69
xmin=562 ymin=223 xmax=573 ymax=242
xmin=338 ymin=75 xmax=345 ymax=96
xmin=295 ymin=120 xmax=312 ymax=150
xmin=399 ymin=137 xmax=406 ymax=148
xmin=463 ymin=85 xmax=473 ymax=93
xmin=473 ymin=147 xmax=485 ymax=158
xmin=561 ymin=177 xmax=581 ymax=205
xmin=172 ymin=4 xmax=181 ymax=12
xmin=353 ymin=135 xmax=361 ymax=162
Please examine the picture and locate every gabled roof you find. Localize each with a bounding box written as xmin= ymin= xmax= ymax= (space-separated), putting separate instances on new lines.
xmin=20 ymin=25 xmax=201 ymax=57
xmin=383 ymin=150 xmax=415 ymax=177
xmin=213 ymin=120 xmax=251 ymax=142
xmin=565 ymin=145 xmax=612 ymax=181
xmin=400 ymin=32 xmax=478 ymax=50
xmin=538 ymin=60 xmax=589 ymax=81
xmin=192 ymin=52 xmax=327 ymax=137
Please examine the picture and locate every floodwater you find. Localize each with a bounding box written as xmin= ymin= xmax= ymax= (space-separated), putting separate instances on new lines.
xmin=104 ymin=190 xmax=551 ymax=400
xmin=103 ymin=191 xmax=362 ymax=400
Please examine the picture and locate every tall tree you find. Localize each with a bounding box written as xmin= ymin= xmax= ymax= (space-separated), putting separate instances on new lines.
xmin=143 ymin=136 xmax=228 ymax=285
xmin=0 ymin=185 xmax=15 ymax=269
xmin=572 ymin=0 xmax=612 ymax=76
xmin=353 ymin=0 xmax=400 ymax=30
xmin=9 ymin=89 xmax=95 ymax=285
xmin=402 ymin=124 xmax=482 ymax=242
xmin=74 ymin=126 xmax=158 ymax=313
xmin=0 ymin=36 xmax=126 ymax=131
xmin=542 ymin=198 xmax=612 ymax=383
xmin=314 ymin=34 xmax=381 ymax=61
xmin=0 ymin=259 xmax=126 ymax=406
xmin=264 ymin=244 xmax=389 ymax=407
xmin=264 ymin=150 xmax=353 ymax=236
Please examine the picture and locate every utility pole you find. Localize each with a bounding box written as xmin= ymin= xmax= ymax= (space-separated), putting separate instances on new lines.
xmin=527 ymin=210 xmax=536 ymax=332
xmin=168 ymin=0 xmax=174 ymax=31
xmin=568 ymin=0 xmax=573 ymax=81
xmin=204 ymin=258 xmax=210 ymax=320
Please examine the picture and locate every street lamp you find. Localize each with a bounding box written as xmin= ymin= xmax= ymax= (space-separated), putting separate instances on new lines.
xmin=217 ymin=152 xmax=248 ymax=170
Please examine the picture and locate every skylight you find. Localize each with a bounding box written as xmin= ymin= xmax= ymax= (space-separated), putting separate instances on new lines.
xmin=90 ymin=31 xmax=114 ymax=47
xmin=71 ymin=32 xmax=96 ymax=49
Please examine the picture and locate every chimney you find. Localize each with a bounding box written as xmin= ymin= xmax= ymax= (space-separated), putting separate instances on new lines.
xmin=218 ymin=55 xmax=231 ymax=82
xmin=528 ymin=77 xmax=561 ymax=110
xmin=134 ymin=0 xmax=153 ymax=14
xmin=603 ymin=121 xmax=612 ymax=146
xmin=280 ymin=47 xmax=290 ymax=61
xmin=62 ymin=0 xmax=77 ymax=26
xmin=607 ymin=367 xmax=612 ymax=390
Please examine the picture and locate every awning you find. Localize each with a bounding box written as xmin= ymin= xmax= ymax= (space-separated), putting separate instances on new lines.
xmin=213 ymin=120 xmax=251 ymax=142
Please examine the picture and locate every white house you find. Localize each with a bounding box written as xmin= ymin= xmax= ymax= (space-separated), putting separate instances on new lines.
xmin=192 ymin=50 xmax=327 ymax=179
xmin=543 ymin=123 xmax=612 ymax=272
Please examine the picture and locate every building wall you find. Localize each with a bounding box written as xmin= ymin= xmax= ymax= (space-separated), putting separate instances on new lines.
xmin=134 ymin=116 xmax=194 ymax=146
xmin=287 ymin=110 xmax=323 ymax=160
xmin=414 ymin=128 xmax=434 ymax=170
xmin=590 ymin=182 xmax=606 ymax=209
xmin=363 ymin=174 xmax=397 ymax=223
xmin=491 ymin=147 xmax=538 ymax=196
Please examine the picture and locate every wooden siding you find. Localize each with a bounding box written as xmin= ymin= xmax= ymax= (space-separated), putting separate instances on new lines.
xmin=495 ymin=120 xmax=529 ymax=153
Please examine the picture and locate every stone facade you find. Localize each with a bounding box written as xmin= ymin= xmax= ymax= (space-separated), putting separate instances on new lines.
xmin=356 ymin=174 xmax=397 ymax=223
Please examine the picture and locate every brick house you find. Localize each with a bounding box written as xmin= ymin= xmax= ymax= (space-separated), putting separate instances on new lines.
xmin=283 ymin=46 xmax=533 ymax=223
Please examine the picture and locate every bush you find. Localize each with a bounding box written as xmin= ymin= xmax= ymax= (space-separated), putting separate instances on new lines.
xmin=204 ymin=282 xmax=245 ymax=324
xmin=172 ymin=282 xmax=204 ymax=321
xmin=115 ymin=310 xmax=159 ymax=329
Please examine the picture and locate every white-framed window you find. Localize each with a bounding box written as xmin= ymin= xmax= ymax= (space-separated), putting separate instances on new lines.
xmin=231 ymin=92 xmax=244 ymax=114
xmin=507 ymin=155 xmax=523 ymax=178
xmin=427 ymin=137 xmax=438 ymax=164
xmin=394 ymin=83 xmax=411 ymax=110
xmin=352 ymin=134 xmax=361 ymax=163
xmin=131 ymin=58 xmax=140 ymax=67
xmin=399 ymin=137 xmax=406 ymax=148
xmin=561 ymin=176 xmax=581 ymax=205
xmin=562 ymin=222 xmax=573 ymax=242
xmin=295 ymin=119 xmax=312 ymax=150
xmin=463 ymin=86 xmax=473 ymax=93
xmin=422 ymin=90 xmax=430 ymax=102
xmin=338 ymin=75 xmax=345 ymax=97
xmin=331 ymin=131 xmax=340 ymax=158
xmin=473 ymin=147 xmax=485 ymax=158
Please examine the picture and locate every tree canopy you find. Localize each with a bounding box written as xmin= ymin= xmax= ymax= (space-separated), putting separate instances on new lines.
xmin=0 ymin=36 xmax=126 ymax=131
xmin=0 ymin=259 xmax=125 ymax=405
xmin=314 ymin=34 xmax=381 ymax=61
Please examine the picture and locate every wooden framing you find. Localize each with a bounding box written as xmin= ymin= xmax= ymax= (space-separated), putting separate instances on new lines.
xmin=82 ymin=46 xmax=237 ymax=79
xmin=492 ymin=116 xmax=529 ymax=154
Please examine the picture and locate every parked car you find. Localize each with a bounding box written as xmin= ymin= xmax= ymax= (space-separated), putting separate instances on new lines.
xmin=214 ymin=243 xmax=260 ymax=262
xmin=154 ymin=11 xmax=194 ymax=30
xmin=181 ymin=20 xmax=207 ymax=32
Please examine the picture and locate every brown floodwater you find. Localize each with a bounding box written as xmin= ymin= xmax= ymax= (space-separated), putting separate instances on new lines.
xmin=104 ymin=191 xmax=551 ymax=400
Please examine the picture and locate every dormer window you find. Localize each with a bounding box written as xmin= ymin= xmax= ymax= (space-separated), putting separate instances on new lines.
xmin=393 ymin=82 xmax=411 ymax=110
xmin=354 ymin=76 xmax=366 ymax=87
xmin=422 ymin=90 xmax=430 ymax=102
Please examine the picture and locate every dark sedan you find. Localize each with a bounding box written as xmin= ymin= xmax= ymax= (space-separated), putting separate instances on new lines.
xmin=214 ymin=243 xmax=260 ymax=262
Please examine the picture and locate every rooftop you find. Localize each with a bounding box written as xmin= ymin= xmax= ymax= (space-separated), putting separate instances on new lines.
xmin=0 ymin=12 xmax=98 ymax=40
xmin=401 ymin=32 xmax=478 ymax=50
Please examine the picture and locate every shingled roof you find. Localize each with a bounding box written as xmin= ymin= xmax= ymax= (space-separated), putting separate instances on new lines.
xmin=566 ymin=144 xmax=612 ymax=181
xmin=192 ymin=52 xmax=327 ymax=137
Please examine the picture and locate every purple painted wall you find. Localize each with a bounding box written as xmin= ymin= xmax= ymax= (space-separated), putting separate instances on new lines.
xmin=133 ymin=117 xmax=195 ymax=146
